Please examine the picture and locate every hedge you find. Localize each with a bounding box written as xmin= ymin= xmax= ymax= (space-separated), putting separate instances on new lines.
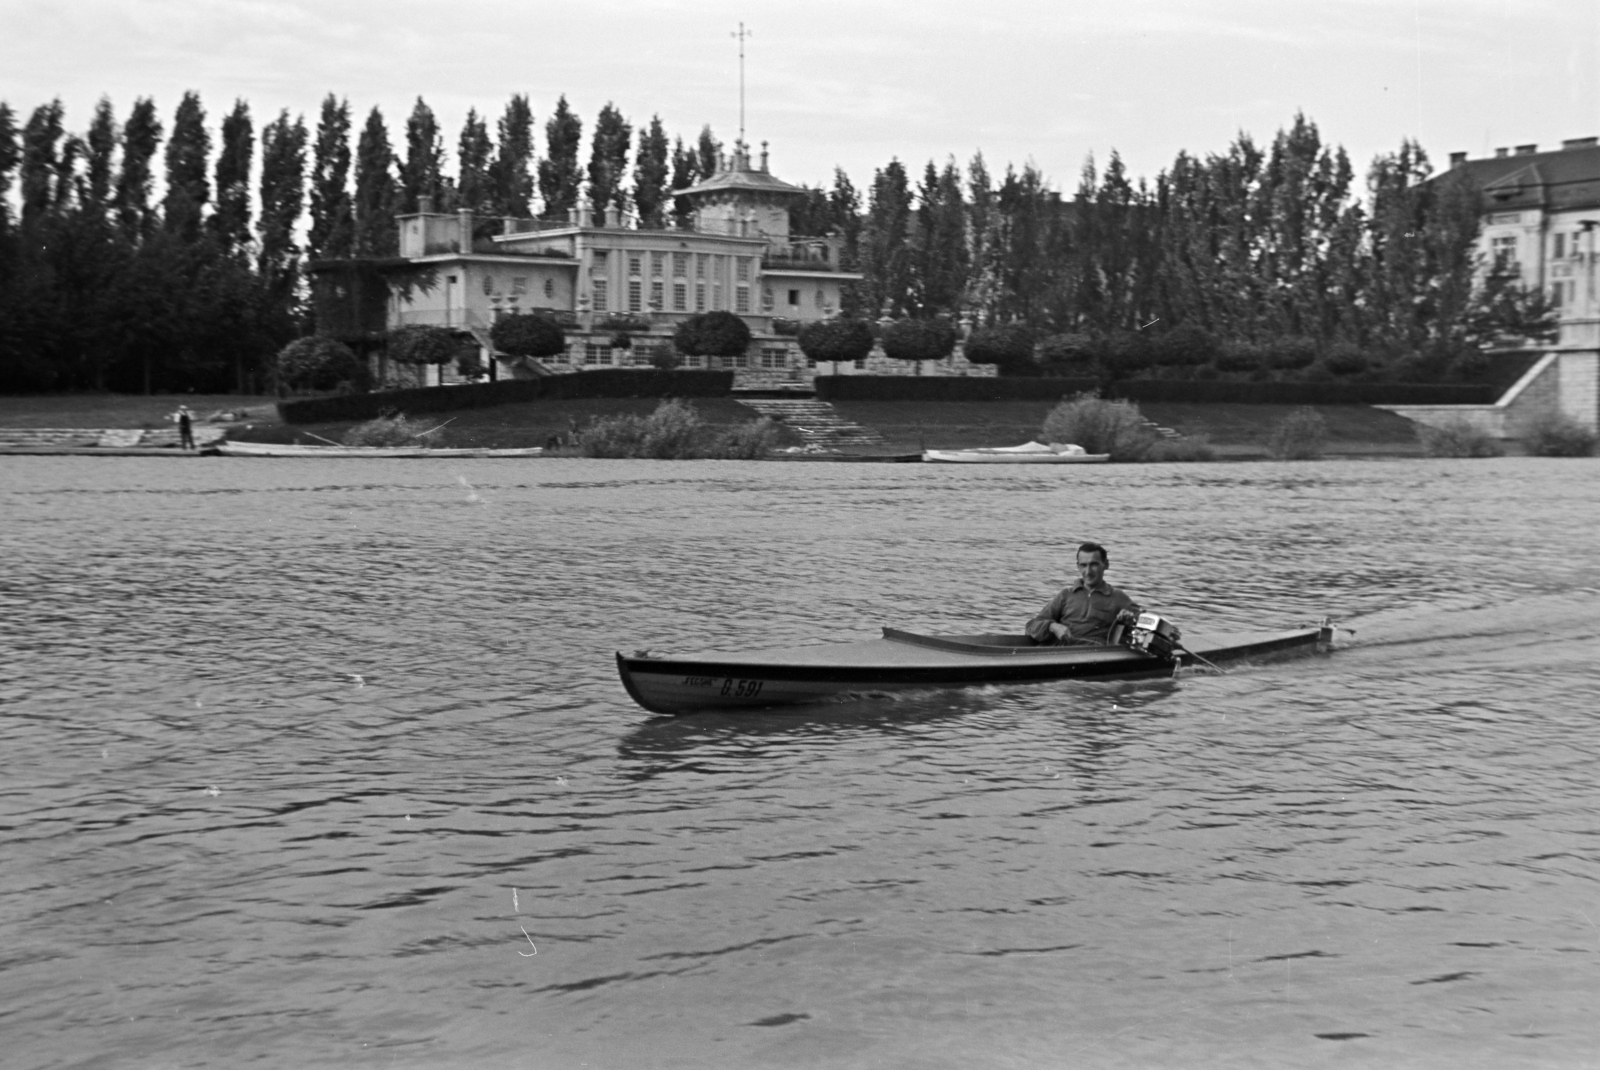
xmin=278 ymin=369 xmax=735 ymax=424
xmin=814 ymin=376 xmax=1500 ymax=405
xmin=815 ymin=376 xmax=1099 ymax=402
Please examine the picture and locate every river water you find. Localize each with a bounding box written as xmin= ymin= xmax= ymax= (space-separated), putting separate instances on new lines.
xmin=2 ymin=456 xmax=1598 ymax=1069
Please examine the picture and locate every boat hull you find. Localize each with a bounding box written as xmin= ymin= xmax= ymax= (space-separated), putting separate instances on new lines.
xmin=214 ymin=442 xmax=545 ymax=458
xmin=616 ymin=624 xmax=1330 ymax=715
xmin=921 ymin=450 xmax=1110 ymax=464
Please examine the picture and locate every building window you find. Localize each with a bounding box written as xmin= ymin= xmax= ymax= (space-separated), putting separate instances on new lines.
xmin=854 ymin=358 xmax=865 ymax=369
xmin=815 ymin=289 xmax=826 ymax=308
xmin=592 ymin=279 xmax=609 ymax=311
xmin=736 ymin=257 xmax=751 ymax=281
xmin=787 ymin=289 xmax=800 ymax=306
xmin=512 ymin=277 xmax=528 ymax=295
xmin=482 ymin=275 xmax=495 ymax=296
xmin=628 ymin=279 xmax=642 ymax=312
xmin=544 ymin=278 xmax=555 ymax=298
xmin=650 ymin=280 xmax=664 ymax=309
xmin=1491 ymin=235 xmax=1517 ymax=270
xmin=1554 ymin=233 xmax=1567 ymax=259
xmin=761 ymin=346 xmax=787 ymax=368
xmin=584 ymin=342 xmax=612 ymax=365
xmin=762 ymin=287 xmax=773 ymax=311
xmin=685 ymin=353 xmax=702 ymax=368
xmin=673 ymin=282 xmax=687 ymax=311
xmin=696 ymin=282 xmax=707 ymax=312
xmin=651 ymin=252 xmax=665 ymax=277
xmin=735 ymin=352 xmax=749 ymax=368
xmin=735 ymin=285 xmax=750 ymax=313
xmin=673 ymin=252 xmax=689 ymax=277
xmin=628 ymin=255 xmax=642 ymax=277
xmin=712 ymin=283 xmax=723 ymax=310
xmin=695 ymin=254 xmax=707 ymax=279
xmin=592 ymin=250 xmax=608 ymax=268
xmin=632 ymin=341 xmax=657 ymax=365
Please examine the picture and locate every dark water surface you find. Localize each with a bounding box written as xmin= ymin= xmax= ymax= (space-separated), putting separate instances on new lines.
xmin=2 ymin=456 xmax=1598 ymax=1069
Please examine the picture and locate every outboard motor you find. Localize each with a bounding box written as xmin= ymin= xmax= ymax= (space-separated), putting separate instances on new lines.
xmin=1124 ymin=612 xmax=1183 ymax=661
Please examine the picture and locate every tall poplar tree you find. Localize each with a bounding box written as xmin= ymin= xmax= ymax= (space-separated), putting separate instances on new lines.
xmin=488 ymin=94 xmax=534 ymax=218
xmin=353 ymin=106 xmax=397 ymax=257
xmin=399 ymin=96 xmax=443 ymax=213
xmin=257 ymin=109 xmax=307 ymax=308
xmin=162 ymin=91 xmax=209 ymax=241
xmin=669 ymin=135 xmax=698 ymax=229
xmin=910 ymin=159 xmax=969 ymax=316
xmin=537 ymin=95 xmax=581 ymax=219
xmin=456 ymin=107 xmax=492 ymax=213
xmin=210 ymin=99 xmax=253 ymax=253
xmin=586 ymin=104 xmax=631 ymax=216
xmin=632 ymin=115 xmax=669 ymax=228
xmin=861 ymin=159 xmax=912 ymax=316
xmin=20 ymin=100 xmax=65 ymax=223
xmin=0 ymin=103 xmax=19 ymax=233
xmin=83 ymin=97 xmax=118 ymax=221
xmin=114 ymin=98 xmax=161 ymax=236
xmin=696 ymin=125 xmax=721 ymax=178
xmin=309 ymin=94 xmax=353 ymax=261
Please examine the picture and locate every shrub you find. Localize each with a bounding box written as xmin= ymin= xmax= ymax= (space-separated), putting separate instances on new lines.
xmin=1036 ymin=332 xmax=1099 ymax=377
xmin=1522 ymin=410 xmax=1598 ymax=456
xmin=881 ymin=318 xmax=957 ymax=362
xmin=342 ymin=413 xmax=453 ymax=447
xmin=1323 ymin=341 xmax=1369 ymax=377
xmin=712 ymin=417 xmax=781 ymax=459
xmin=276 ymin=335 xmax=364 ymax=391
xmin=388 ymin=324 xmax=462 ymax=366
xmin=675 ymin=311 xmax=752 ymax=357
xmin=1268 ymin=406 xmax=1329 ymax=459
xmin=575 ymin=398 xmax=777 ymax=459
xmin=963 ymin=323 xmax=1037 ymax=375
xmin=1040 ymin=393 xmax=1156 ymax=461
xmin=648 ymin=346 xmax=683 ymax=370
xmin=455 ymin=349 xmax=485 ymax=379
xmin=490 ymin=312 xmax=566 ymax=360
xmin=1100 ymin=331 xmax=1156 ymax=378
xmin=797 ymin=318 xmax=874 ymax=363
xmin=1267 ymin=336 xmax=1319 ymax=371
xmin=1216 ymin=341 xmax=1265 ymax=374
xmin=1155 ymin=323 xmax=1220 ymax=367
xmin=1417 ymin=418 xmax=1505 ymax=458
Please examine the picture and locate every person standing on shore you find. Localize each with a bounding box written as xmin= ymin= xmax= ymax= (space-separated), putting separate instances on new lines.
xmin=174 ymin=405 xmax=195 ymax=451
xmin=1026 ymin=541 xmax=1141 ymax=645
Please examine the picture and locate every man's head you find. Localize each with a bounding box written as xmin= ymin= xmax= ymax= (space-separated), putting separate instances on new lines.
xmin=1076 ymin=541 xmax=1109 ymax=587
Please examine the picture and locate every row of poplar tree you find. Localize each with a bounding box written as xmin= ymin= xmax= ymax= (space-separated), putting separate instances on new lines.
xmin=0 ymin=92 xmax=1551 ymax=394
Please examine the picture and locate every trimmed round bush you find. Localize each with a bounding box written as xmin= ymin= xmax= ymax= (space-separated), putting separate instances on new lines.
xmin=797 ymin=318 xmax=874 ymax=364
xmin=963 ymin=323 xmax=1037 ymax=375
xmin=674 ymin=311 xmax=752 ymax=358
xmin=1267 ymin=336 xmax=1319 ymax=371
xmin=490 ymin=312 xmax=566 ymax=360
xmin=1155 ymin=323 xmax=1221 ymax=367
xmin=880 ymin=318 xmax=957 ymax=363
xmin=1323 ymin=342 xmax=1369 ymax=378
xmin=1216 ymin=341 xmax=1265 ymax=374
xmin=1100 ymin=331 xmax=1155 ymax=379
xmin=388 ymin=324 xmax=461 ymax=366
xmin=276 ymin=335 xmax=363 ymax=391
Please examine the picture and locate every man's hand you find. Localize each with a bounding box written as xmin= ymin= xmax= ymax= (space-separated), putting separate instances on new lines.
xmin=1115 ymin=609 xmax=1139 ymax=625
xmin=1048 ymin=622 xmax=1071 ymax=640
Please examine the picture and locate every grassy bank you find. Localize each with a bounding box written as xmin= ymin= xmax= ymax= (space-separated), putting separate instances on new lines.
xmin=830 ymin=400 xmax=1428 ymax=457
xmin=1 ymin=392 xmax=1437 ymax=458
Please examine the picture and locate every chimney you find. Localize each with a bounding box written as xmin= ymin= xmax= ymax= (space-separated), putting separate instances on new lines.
xmin=1515 ymin=143 xmax=1537 ymax=155
xmin=605 ymin=206 xmax=621 ymax=228
xmin=458 ymin=208 xmax=473 ymax=252
xmin=1562 ymin=136 xmax=1599 ymax=151
xmin=418 ymin=194 xmax=436 ymax=214
xmin=760 ymin=141 xmax=769 ymax=173
xmin=1449 ymin=151 xmax=1467 ymax=167
xmin=1495 ymin=147 xmax=1509 ymax=158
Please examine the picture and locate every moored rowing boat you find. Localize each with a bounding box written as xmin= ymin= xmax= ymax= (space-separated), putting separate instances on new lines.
xmin=922 ymin=441 xmax=1109 ymax=464
xmin=616 ymin=623 xmax=1332 ymax=715
xmin=213 ymin=441 xmax=545 ymax=458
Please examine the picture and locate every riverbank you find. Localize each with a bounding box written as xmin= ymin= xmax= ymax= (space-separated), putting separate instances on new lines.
xmin=0 ymin=392 xmax=1446 ymax=458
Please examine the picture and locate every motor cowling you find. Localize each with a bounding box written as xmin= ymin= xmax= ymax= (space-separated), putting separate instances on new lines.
xmin=1124 ymin=612 xmax=1182 ymax=661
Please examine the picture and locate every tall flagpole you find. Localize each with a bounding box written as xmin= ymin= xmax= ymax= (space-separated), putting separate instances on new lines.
xmin=731 ymin=22 xmax=752 ymax=150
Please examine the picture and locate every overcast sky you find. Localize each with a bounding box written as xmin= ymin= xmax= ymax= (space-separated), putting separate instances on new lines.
xmin=3 ymin=0 xmax=1598 ymax=195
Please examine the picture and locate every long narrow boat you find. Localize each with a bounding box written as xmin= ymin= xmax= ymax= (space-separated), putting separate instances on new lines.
xmin=616 ymin=622 xmax=1332 ymax=715
xmin=922 ymin=441 xmax=1109 ymax=464
xmin=214 ymin=441 xmax=545 ymax=458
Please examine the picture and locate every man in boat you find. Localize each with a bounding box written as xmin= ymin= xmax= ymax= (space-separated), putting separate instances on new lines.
xmin=1026 ymin=541 xmax=1141 ymax=645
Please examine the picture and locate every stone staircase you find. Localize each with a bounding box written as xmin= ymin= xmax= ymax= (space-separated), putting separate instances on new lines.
xmin=735 ymin=397 xmax=885 ymax=449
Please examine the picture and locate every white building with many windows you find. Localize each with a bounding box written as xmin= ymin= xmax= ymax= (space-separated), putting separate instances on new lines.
xmin=383 ymin=140 xmax=864 ymax=389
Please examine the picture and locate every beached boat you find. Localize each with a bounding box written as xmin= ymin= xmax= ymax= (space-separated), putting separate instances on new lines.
xmin=213 ymin=441 xmax=545 ymax=458
xmin=922 ymin=441 xmax=1110 ymax=464
xmin=616 ymin=622 xmax=1333 ymax=715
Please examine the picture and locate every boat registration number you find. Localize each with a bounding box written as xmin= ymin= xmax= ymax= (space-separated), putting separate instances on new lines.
xmin=679 ymin=676 xmax=765 ymax=699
